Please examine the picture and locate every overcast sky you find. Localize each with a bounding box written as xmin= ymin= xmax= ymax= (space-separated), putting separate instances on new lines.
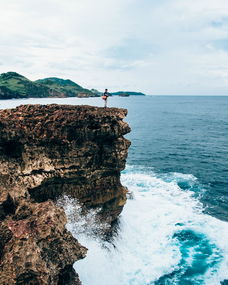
xmin=1 ymin=0 xmax=228 ymax=95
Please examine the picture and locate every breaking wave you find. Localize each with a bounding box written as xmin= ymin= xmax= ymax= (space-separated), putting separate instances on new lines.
xmin=61 ymin=165 xmax=228 ymax=285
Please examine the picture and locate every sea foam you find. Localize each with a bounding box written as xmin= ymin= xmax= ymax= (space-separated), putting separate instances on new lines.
xmin=62 ymin=165 xmax=228 ymax=285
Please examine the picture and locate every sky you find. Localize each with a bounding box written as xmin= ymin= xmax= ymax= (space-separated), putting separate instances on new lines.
xmin=0 ymin=0 xmax=228 ymax=95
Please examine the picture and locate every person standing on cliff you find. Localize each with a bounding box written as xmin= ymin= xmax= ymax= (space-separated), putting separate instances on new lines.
xmin=102 ymin=88 xmax=109 ymax=108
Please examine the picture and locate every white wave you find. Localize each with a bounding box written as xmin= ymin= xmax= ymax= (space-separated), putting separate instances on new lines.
xmin=61 ymin=166 xmax=228 ymax=285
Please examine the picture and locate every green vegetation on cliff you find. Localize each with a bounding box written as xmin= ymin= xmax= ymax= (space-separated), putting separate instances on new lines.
xmin=0 ymin=71 xmax=146 ymax=99
xmin=0 ymin=72 xmax=95 ymax=99
xmin=0 ymin=85 xmax=21 ymax=99
xmin=0 ymin=72 xmax=60 ymax=99
xmin=35 ymin=77 xmax=95 ymax=97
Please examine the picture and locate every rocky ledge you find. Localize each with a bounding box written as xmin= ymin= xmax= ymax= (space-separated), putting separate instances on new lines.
xmin=0 ymin=104 xmax=131 ymax=284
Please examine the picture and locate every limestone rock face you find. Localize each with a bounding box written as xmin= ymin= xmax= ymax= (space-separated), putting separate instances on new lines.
xmin=0 ymin=104 xmax=131 ymax=284
xmin=0 ymin=199 xmax=86 ymax=285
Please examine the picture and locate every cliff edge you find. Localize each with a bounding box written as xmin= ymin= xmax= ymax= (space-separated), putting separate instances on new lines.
xmin=0 ymin=104 xmax=131 ymax=284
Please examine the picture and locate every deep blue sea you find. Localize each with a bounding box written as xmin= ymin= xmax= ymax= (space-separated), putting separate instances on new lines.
xmin=1 ymin=96 xmax=228 ymax=284
xmin=124 ymin=96 xmax=228 ymax=222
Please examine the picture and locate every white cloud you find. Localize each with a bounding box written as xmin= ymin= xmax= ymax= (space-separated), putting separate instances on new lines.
xmin=0 ymin=0 xmax=228 ymax=94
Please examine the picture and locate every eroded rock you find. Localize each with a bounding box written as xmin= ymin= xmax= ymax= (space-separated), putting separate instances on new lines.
xmin=0 ymin=104 xmax=130 ymax=284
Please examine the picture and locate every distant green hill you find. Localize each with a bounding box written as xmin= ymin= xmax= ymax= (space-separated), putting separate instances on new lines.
xmin=0 ymin=72 xmax=63 ymax=99
xmin=0 ymin=72 xmax=96 ymax=99
xmin=35 ymin=77 xmax=95 ymax=97
xmin=0 ymin=72 xmax=146 ymax=99
xmin=0 ymin=85 xmax=21 ymax=99
xmin=111 ymin=91 xmax=146 ymax=96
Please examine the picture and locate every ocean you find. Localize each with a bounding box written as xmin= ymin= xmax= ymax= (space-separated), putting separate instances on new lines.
xmin=1 ymin=96 xmax=228 ymax=284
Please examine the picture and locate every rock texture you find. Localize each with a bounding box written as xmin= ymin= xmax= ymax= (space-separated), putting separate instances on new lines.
xmin=0 ymin=104 xmax=131 ymax=284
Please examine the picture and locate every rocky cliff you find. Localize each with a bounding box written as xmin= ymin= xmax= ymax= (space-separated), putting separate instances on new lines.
xmin=0 ymin=104 xmax=131 ymax=284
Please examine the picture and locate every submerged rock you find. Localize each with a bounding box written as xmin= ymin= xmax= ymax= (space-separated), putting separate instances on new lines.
xmin=0 ymin=104 xmax=130 ymax=284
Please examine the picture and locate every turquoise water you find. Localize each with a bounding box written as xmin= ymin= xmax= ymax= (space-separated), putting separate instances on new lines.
xmin=122 ymin=96 xmax=228 ymax=222
xmin=1 ymin=96 xmax=228 ymax=284
xmin=71 ymin=165 xmax=228 ymax=285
